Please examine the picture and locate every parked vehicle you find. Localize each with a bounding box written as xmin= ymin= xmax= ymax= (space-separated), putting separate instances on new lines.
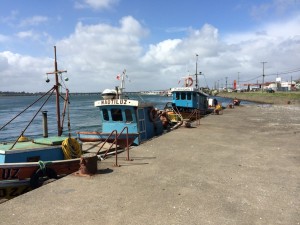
xmin=266 ymin=88 xmax=275 ymax=93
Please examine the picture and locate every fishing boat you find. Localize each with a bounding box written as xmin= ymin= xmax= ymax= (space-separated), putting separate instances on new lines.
xmin=165 ymin=58 xmax=209 ymax=123
xmin=77 ymin=70 xmax=164 ymax=146
xmin=0 ymin=46 xmax=81 ymax=201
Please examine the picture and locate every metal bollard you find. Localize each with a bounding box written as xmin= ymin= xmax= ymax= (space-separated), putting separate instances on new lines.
xmin=42 ymin=111 xmax=48 ymax=138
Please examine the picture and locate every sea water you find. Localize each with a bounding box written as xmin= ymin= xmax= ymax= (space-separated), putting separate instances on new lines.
xmin=0 ymin=94 xmax=254 ymax=142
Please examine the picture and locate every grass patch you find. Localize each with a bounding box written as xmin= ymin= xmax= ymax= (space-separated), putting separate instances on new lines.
xmin=217 ymin=91 xmax=300 ymax=104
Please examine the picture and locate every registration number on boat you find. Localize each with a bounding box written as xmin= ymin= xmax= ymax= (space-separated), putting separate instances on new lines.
xmin=101 ymin=99 xmax=128 ymax=105
xmin=0 ymin=168 xmax=20 ymax=180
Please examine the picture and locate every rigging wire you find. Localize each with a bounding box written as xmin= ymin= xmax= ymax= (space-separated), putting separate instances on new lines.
xmin=10 ymin=88 xmax=56 ymax=150
xmin=0 ymin=87 xmax=55 ymax=131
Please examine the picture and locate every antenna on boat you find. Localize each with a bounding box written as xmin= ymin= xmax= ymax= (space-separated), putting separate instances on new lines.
xmin=46 ymin=46 xmax=67 ymax=136
xmin=195 ymin=54 xmax=202 ymax=89
xmin=119 ymin=69 xmax=126 ymax=99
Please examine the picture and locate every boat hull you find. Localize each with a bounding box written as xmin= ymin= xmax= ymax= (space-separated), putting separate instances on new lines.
xmin=0 ymin=158 xmax=80 ymax=181
xmin=0 ymin=180 xmax=31 ymax=200
xmin=0 ymin=158 xmax=80 ymax=200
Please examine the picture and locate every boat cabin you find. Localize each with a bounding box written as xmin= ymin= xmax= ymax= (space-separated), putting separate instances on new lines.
xmin=94 ymin=98 xmax=164 ymax=145
xmin=170 ymin=87 xmax=208 ymax=114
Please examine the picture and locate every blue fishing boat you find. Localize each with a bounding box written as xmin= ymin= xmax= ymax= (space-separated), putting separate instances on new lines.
xmin=77 ymin=70 xmax=164 ymax=146
xmin=0 ymin=47 xmax=81 ymax=200
xmin=165 ymin=58 xmax=209 ymax=122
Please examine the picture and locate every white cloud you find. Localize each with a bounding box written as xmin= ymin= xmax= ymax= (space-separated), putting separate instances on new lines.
xmin=1 ymin=13 xmax=300 ymax=92
xmin=16 ymin=30 xmax=34 ymax=39
xmin=223 ymin=14 xmax=300 ymax=80
xmin=0 ymin=34 xmax=9 ymax=42
xmin=53 ymin=16 xmax=147 ymax=92
xmin=0 ymin=10 xmax=18 ymax=25
xmin=75 ymin=0 xmax=119 ymax=10
xmin=0 ymin=51 xmax=52 ymax=92
xmin=251 ymin=0 xmax=300 ymax=20
xmin=19 ymin=16 xmax=48 ymax=27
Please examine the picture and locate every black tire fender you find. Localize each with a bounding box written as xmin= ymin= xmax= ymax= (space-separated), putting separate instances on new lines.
xmin=30 ymin=168 xmax=58 ymax=189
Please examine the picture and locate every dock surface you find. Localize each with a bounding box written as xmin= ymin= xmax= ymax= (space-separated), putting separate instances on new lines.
xmin=0 ymin=105 xmax=299 ymax=225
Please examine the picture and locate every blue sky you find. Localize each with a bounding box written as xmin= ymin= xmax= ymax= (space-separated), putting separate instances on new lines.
xmin=1 ymin=0 xmax=300 ymax=92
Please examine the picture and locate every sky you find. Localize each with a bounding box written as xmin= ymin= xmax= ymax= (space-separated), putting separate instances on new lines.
xmin=1 ymin=0 xmax=300 ymax=92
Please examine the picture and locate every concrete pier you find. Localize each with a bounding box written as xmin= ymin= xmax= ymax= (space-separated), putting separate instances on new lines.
xmin=0 ymin=105 xmax=299 ymax=225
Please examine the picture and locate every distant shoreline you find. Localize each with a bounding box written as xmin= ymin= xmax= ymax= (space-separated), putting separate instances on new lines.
xmin=0 ymin=92 xmax=101 ymax=97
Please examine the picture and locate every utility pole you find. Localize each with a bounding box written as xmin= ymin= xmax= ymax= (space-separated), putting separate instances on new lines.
xmin=225 ymin=77 xmax=228 ymax=91
xmin=261 ymin=62 xmax=267 ymax=92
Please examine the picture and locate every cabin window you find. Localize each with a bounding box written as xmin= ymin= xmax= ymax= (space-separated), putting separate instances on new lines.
xmin=111 ymin=108 xmax=123 ymax=121
xmin=125 ymin=109 xmax=133 ymax=122
xmin=102 ymin=109 xmax=109 ymax=121
xmin=181 ymin=93 xmax=186 ymax=100
xmin=187 ymin=93 xmax=191 ymax=100
xmin=176 ymin=93 xmax=180 ymax=100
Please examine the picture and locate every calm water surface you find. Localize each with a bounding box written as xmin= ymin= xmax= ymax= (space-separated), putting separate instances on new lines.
xmin=0 ymin=94 xmax=254 ymax=142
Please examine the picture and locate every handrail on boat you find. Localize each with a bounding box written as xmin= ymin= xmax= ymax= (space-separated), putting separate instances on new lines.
xmin=188 ymin=109 xmax=201 ymax=126
xmin=95 ymin=127 xmax=131 ymax=167
xmin=96 ymin=130 xmax=118 ymax=163
xmin=117 ymin=126 xmax=131 ymax=161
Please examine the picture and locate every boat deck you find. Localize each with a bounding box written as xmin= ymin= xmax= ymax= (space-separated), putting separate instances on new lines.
xmin=0 ymin=136 xmax=67 ymax=152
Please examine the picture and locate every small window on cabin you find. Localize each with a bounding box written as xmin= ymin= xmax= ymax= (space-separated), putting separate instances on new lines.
xmin=125 ymin=109 xmax=133 ymax=122
xmin=187 ymin=93 xmax=191 ymax=100
xmin=181 ymin=93 xmax=186 ymax=100
xmin=111 ymin=108 xmax=123 ymax=121
xmin=176 ymin=93 xmax=180 ymax=100
xmin=102 ymin=109 xmax=109 ymax=121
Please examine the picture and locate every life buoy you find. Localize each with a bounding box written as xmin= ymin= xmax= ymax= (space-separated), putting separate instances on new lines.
xmin=62 ymin=137 xmax=82 ymax=159
xmin=30 ymin=167 xmax=58 ymax=189
xmin=185 ymin=77 xmax=193 ymax=87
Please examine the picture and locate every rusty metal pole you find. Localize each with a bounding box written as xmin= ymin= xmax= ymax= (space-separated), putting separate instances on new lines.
xmin=126 ymin=128 xmax=130 ymax=161
xmin=113 ymin=131 xmax=120 ymax=167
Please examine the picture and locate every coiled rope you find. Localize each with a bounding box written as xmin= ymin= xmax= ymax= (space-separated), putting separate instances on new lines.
xmin=62 ymin=137 xmax=82 ymax=159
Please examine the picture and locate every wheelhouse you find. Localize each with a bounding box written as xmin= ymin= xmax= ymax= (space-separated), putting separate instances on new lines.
xmin=171 ymin=87 xmax=208 ymax=113
xmin=94 ymin=99 xmax=163 ymax=145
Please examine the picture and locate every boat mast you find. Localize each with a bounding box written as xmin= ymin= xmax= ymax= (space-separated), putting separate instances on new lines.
xmin=54 ymin=47 xmax=62 ymax=136
xmin=119 ymin=69 xmax=126 ymax=99
xmin=194 ymin=54 xmax=203 ymax=90
xmin=195 ymin=54 xmax=198 ymax=89
xmin=46 ymin=46 xmax=67 ymax=136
